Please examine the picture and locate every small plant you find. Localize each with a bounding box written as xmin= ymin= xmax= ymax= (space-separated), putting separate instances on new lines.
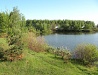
xmin=54 ymin=47 xmax=71 ymax=63
xmin=46 ymin=46 xmax=55 ymax=53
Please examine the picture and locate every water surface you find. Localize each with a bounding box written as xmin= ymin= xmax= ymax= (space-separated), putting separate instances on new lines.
xmin=44 ymin=33 xmax=98 ymax=50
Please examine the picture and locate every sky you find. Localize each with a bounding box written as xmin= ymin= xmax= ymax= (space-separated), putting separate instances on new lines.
xmin=0 ymin=0 xmax=98 ymax=25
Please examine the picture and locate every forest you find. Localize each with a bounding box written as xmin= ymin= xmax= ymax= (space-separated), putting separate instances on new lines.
xmin=26 ymin=19 xmax=98 ymax=34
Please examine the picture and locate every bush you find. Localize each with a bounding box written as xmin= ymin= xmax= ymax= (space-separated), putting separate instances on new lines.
xmin=23 ymin=32 xmax=47 ymax=52
xmin=46 ymin=46 xmax=56 ymax=53
xmin=73 ymin=44 xmax=98 ymax=65
xmin=54 ymin=47 xmax=71 ymax=63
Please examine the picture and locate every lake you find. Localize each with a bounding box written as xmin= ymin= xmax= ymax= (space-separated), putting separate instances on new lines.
xmin=44 ymin=33 xmax=98 ymax=50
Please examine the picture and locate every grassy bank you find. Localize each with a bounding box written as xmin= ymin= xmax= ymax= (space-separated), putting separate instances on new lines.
xmin=0 ymin=50 xmax=98 ymax=75
xmin=0 ymin=38 xmax=98 ymax=75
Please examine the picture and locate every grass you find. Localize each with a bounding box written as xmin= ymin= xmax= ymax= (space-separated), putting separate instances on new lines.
xmin=0 ymin=38 xmax=98 ymax=75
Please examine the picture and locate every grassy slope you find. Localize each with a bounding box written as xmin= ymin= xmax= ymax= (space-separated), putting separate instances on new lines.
xmin=0 ymin=38 xmax=98 ymax=75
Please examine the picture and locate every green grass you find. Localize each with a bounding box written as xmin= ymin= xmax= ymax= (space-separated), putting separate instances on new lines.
xmin=0 ymin=38 xmax=98 ymax=75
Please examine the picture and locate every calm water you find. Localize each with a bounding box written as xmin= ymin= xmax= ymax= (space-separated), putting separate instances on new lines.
xmin=44 ymin=33 xmax=98 ymax=50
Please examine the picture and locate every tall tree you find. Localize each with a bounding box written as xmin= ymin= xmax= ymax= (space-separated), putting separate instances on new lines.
xmin=6 ymin=7 xmax=25 ymax=61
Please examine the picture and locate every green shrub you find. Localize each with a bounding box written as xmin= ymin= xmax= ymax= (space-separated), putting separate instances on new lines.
xmin=73 ymin=44 xmax=98 ymax=65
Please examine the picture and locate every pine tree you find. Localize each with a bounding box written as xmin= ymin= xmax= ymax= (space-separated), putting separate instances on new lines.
xmin=6 ymin=7 xmax=25 ymax=61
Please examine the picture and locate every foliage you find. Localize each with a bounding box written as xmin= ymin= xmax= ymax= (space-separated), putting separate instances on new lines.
xmin=6 ymin=7 xmax=25 ymax=61
xmin=23 ymin=32 xmax=47 ymax=52
xmin=73 ymin=44 xmax=98 ymax=65
xmin=0 ymin=40 xmax=9 ymax=60
xmin=54 ymin=47 xmax=71 ymax=63
xmin=26 ymin=20 xmax=37 ymax=33
xmin=0 ymin=7 xmax=26 ymax=61
xmin=46 ymin=46 xmax=71 ymax=63
xmin=26 ymin=20 xmax=96 ymax=34
xmin=0 ymin=11 xmax=9 ymax=33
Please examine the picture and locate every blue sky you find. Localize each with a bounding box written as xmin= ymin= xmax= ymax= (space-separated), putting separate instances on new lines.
xmin=0 ymin=0 xmax=98 ymax=24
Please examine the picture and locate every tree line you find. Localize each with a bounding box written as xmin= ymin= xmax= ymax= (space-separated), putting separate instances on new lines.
xmin=0 ymin=9 xmax=97 ymax=35
xmin=26 ymin=19 xmax=98 ymax=34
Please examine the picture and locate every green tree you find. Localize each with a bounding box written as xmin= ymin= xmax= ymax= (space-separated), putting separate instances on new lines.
xmin=26 ymin=19 xmax=96 ymax=33
xmin=84 ymin=21 xmax=95 ymax=31
xmin=6 ymin=7 xmax=24 ymax=61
